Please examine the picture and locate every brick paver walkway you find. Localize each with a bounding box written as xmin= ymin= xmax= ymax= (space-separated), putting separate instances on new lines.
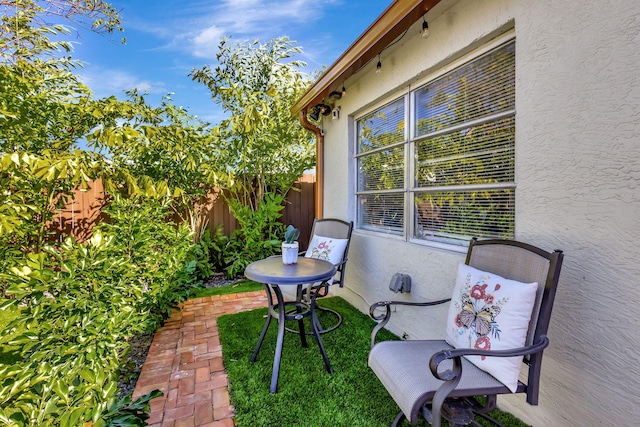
xmin=133 ymin=291 xmax=268 ymax=427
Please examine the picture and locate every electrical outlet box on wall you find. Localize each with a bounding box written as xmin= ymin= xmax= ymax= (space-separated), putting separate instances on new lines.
xmin=389 ymin=273 xmax=411 ymax=293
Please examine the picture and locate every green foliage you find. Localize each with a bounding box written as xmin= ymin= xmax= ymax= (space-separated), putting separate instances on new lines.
xmin=189 ymin=37 xmax=316 ymax=278
xmin=189 ymin=236 xmax=215 ymax=281
xmin=196 ymin=225 xmax=229 ymax=279
xmin=1 ymin=0 xmax=124 ymax=64
xmin=86 ymin=91 xmax=217 ymax=240
xmin=0 ymin=4 xmax=318 ymax=426
xmin=0 ymin=195 xmax=196 ymax=426
xmin=94 ymin=195 xmax=197 ymax=329
xmin=0 ymin=150 xmax=108 ymax=257
xmin=0 ymin=59 xmax=95 ymax=153
xmin=223 ymin=193 xmax=285 ymax=278
xmin=0 ymin=302 xmax=22 ymax=367
xmin=191 ymin=36 xmax=315 ymax=210
xmin=98 ymin=389 xmax=162 ymax=427
xmin=0 ymin=4 xmax=189 ymax=424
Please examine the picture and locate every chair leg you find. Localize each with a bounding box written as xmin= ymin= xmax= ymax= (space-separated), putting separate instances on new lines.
xmin=309 ymin=301 xmax=333 ymax=374
xmin=312 ymin=304 xmax=343 ymax=334
xmin=294 ymin=303 xmax=308 ymax=347
xmin=391 ymin=411 xmax=407 ymax=427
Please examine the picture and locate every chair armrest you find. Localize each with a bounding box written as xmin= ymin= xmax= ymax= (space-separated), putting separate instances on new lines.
xmin=308 ymin=257 xmax=348 ymax=296
xmin=429 ymin=335 xmax=550 ymax=381
xmin=369 ymin=298 xmax=451 ymax=350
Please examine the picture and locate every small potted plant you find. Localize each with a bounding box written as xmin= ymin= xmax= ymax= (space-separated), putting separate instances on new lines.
xmin=282 ymin=225 xmax=300 ymax=264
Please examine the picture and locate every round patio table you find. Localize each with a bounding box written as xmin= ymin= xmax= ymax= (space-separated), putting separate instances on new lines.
xmin=245 ymin=256 xmax=336 ymax=393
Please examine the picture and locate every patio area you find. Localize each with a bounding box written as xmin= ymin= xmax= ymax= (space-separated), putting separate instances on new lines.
xmin=132 ymin=291 xmax=268 ymax=427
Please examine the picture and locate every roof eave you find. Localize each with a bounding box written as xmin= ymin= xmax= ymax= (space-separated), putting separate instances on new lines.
xmin=291 ymin=0 xmax=442 ymax=116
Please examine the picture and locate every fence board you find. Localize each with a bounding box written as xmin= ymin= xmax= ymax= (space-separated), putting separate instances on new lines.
xmin=50 ymin=176 xmax=316 ymax=248
xmin=281 ymin=175 xmax=316 ymax=251
xmin=52 ymin=179 xmax=107 ymax=242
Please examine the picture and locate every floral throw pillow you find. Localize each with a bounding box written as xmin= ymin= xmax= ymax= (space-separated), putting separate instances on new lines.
xmin=445 ymin=263 xmax=538 ymax=392
xmin=305 ymin=235 xmax=348 ymax=286
xmin=305 ymin=235 xmax=348 ymax=266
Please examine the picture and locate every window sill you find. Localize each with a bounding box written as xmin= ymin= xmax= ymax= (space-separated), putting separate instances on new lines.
xmin=353 ymin=229 xmax=469 ymax=254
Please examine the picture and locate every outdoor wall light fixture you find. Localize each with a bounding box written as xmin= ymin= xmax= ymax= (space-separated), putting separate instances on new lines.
xmin=326 ymin=84 xmax=346 ymax=103
xmin=308 ymin=103 xmax=331 ymax=122
xmin=376 ymin=54 xmax=382 ymax=74
xmin=421 ymin=17 xmax=430 ymax=38
xmin=328 ymin=90 xmax=343 ymax=100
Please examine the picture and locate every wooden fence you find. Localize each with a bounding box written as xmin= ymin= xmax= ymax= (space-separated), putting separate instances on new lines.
xmin=51 ymin=175 xmax=317 ymax=250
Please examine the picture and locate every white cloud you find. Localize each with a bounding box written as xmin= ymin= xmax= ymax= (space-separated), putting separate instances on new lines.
xmin=191 ymin=25 xmax=225 ymax=58
xmin=78 ymin=68 xmax=168 ymax=99
xmin=138 ymin=0 xmax=340 ymax=60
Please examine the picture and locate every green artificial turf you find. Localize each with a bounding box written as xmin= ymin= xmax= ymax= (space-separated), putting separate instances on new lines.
xmin=218 ymin=296 xmax=530 ymax=427
xmin=191 ymin=280 xmax=264 ymax=298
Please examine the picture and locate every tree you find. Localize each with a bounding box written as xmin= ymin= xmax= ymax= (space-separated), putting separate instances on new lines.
xmin=0 ymin=0 xmax=124 ymax=65
xmin=189 ymin=36 xmax=316 ymax=277
xmin=86 ymin=90 xmax=218 ymax=241
xmin=190 ymin=36 xmax=315 ymax=211
xmin=0 ymin=4 xmax=196 ymax=424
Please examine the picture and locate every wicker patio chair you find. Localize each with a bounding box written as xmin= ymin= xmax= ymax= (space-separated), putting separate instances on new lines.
xmin=368 ymin=238 xmax=564 ymax=427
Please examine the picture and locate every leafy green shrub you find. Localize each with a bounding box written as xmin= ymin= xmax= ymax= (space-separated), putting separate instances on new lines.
xmin=202 ymin=226 xmax=230 ymax=273
xmin=189 ymin=227 xmax=225 ymax=280
xmin=0 ymin=195 xmax=198 ymax=426
xmin=0 ymin=237 xmax=148 ymax=425
xmin=224 ymin=192 xmax=285 ymax=278
xmin=94 ymin=195 xmax=197 ymax=331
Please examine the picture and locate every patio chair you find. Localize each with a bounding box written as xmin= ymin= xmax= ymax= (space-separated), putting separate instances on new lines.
xmin=368 ymin=238 xmax=564 ymax=427
xmin=283 ymin=218 xmax=353 ymax=334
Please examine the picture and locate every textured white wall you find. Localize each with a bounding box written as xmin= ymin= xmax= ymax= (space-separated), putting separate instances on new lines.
xmin=319 ymin=0 xmax=640 ymax=425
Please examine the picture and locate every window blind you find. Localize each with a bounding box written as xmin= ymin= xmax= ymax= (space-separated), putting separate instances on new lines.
xmin=357 ymin=98 xmax=405 ymax=154
xmin=357 ymin=193 xmax=404 ymax=235
xmin=356 ymin=97 xmax=406 ymax=234
xmin=415 ymin=116 xmax=515 ymax=188
xmin=412 ymin=40 xmax=516 ymax=245
xmin=414 ymin=42 xmax=515 ymax=137
xmin=354 ymin=38 xmax=516 ymax=245
xmin=358 ymin=147 xmax=405 ymax=191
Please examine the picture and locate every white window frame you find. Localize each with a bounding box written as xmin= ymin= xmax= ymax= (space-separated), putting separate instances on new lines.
xmin=353 ymin=33 xmax=516 ymax=252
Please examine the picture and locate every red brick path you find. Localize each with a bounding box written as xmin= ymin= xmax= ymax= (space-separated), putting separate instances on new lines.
xmin=133 ymin=291 xmax=268 ymax=427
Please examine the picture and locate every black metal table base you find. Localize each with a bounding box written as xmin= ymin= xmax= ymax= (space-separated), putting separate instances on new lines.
xmin=250 ymin=284 xmax=333 ymax=393
xmin=284 ymin=305 xmax=343 ymax=335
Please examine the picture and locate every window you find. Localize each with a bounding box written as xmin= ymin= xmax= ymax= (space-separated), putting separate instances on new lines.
xmin=356 ymin=97 xmax=406 ymax=235
xmin=355 ymin=39 xmax=516 ymax=247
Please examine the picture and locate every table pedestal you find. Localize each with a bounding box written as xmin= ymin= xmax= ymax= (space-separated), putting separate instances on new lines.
xmin=250 ymin=283 xmax=333 ymax=393
xmin=245 ymin=257 xmax=337 ymax=394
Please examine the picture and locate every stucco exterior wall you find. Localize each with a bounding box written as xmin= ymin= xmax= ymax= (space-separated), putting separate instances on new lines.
xmin=318 ymin=0 xmax=640 ymax=425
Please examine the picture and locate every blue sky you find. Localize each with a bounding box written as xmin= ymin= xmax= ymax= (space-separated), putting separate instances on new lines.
xmin=70 ymin=0 xmax=391 ymax=125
